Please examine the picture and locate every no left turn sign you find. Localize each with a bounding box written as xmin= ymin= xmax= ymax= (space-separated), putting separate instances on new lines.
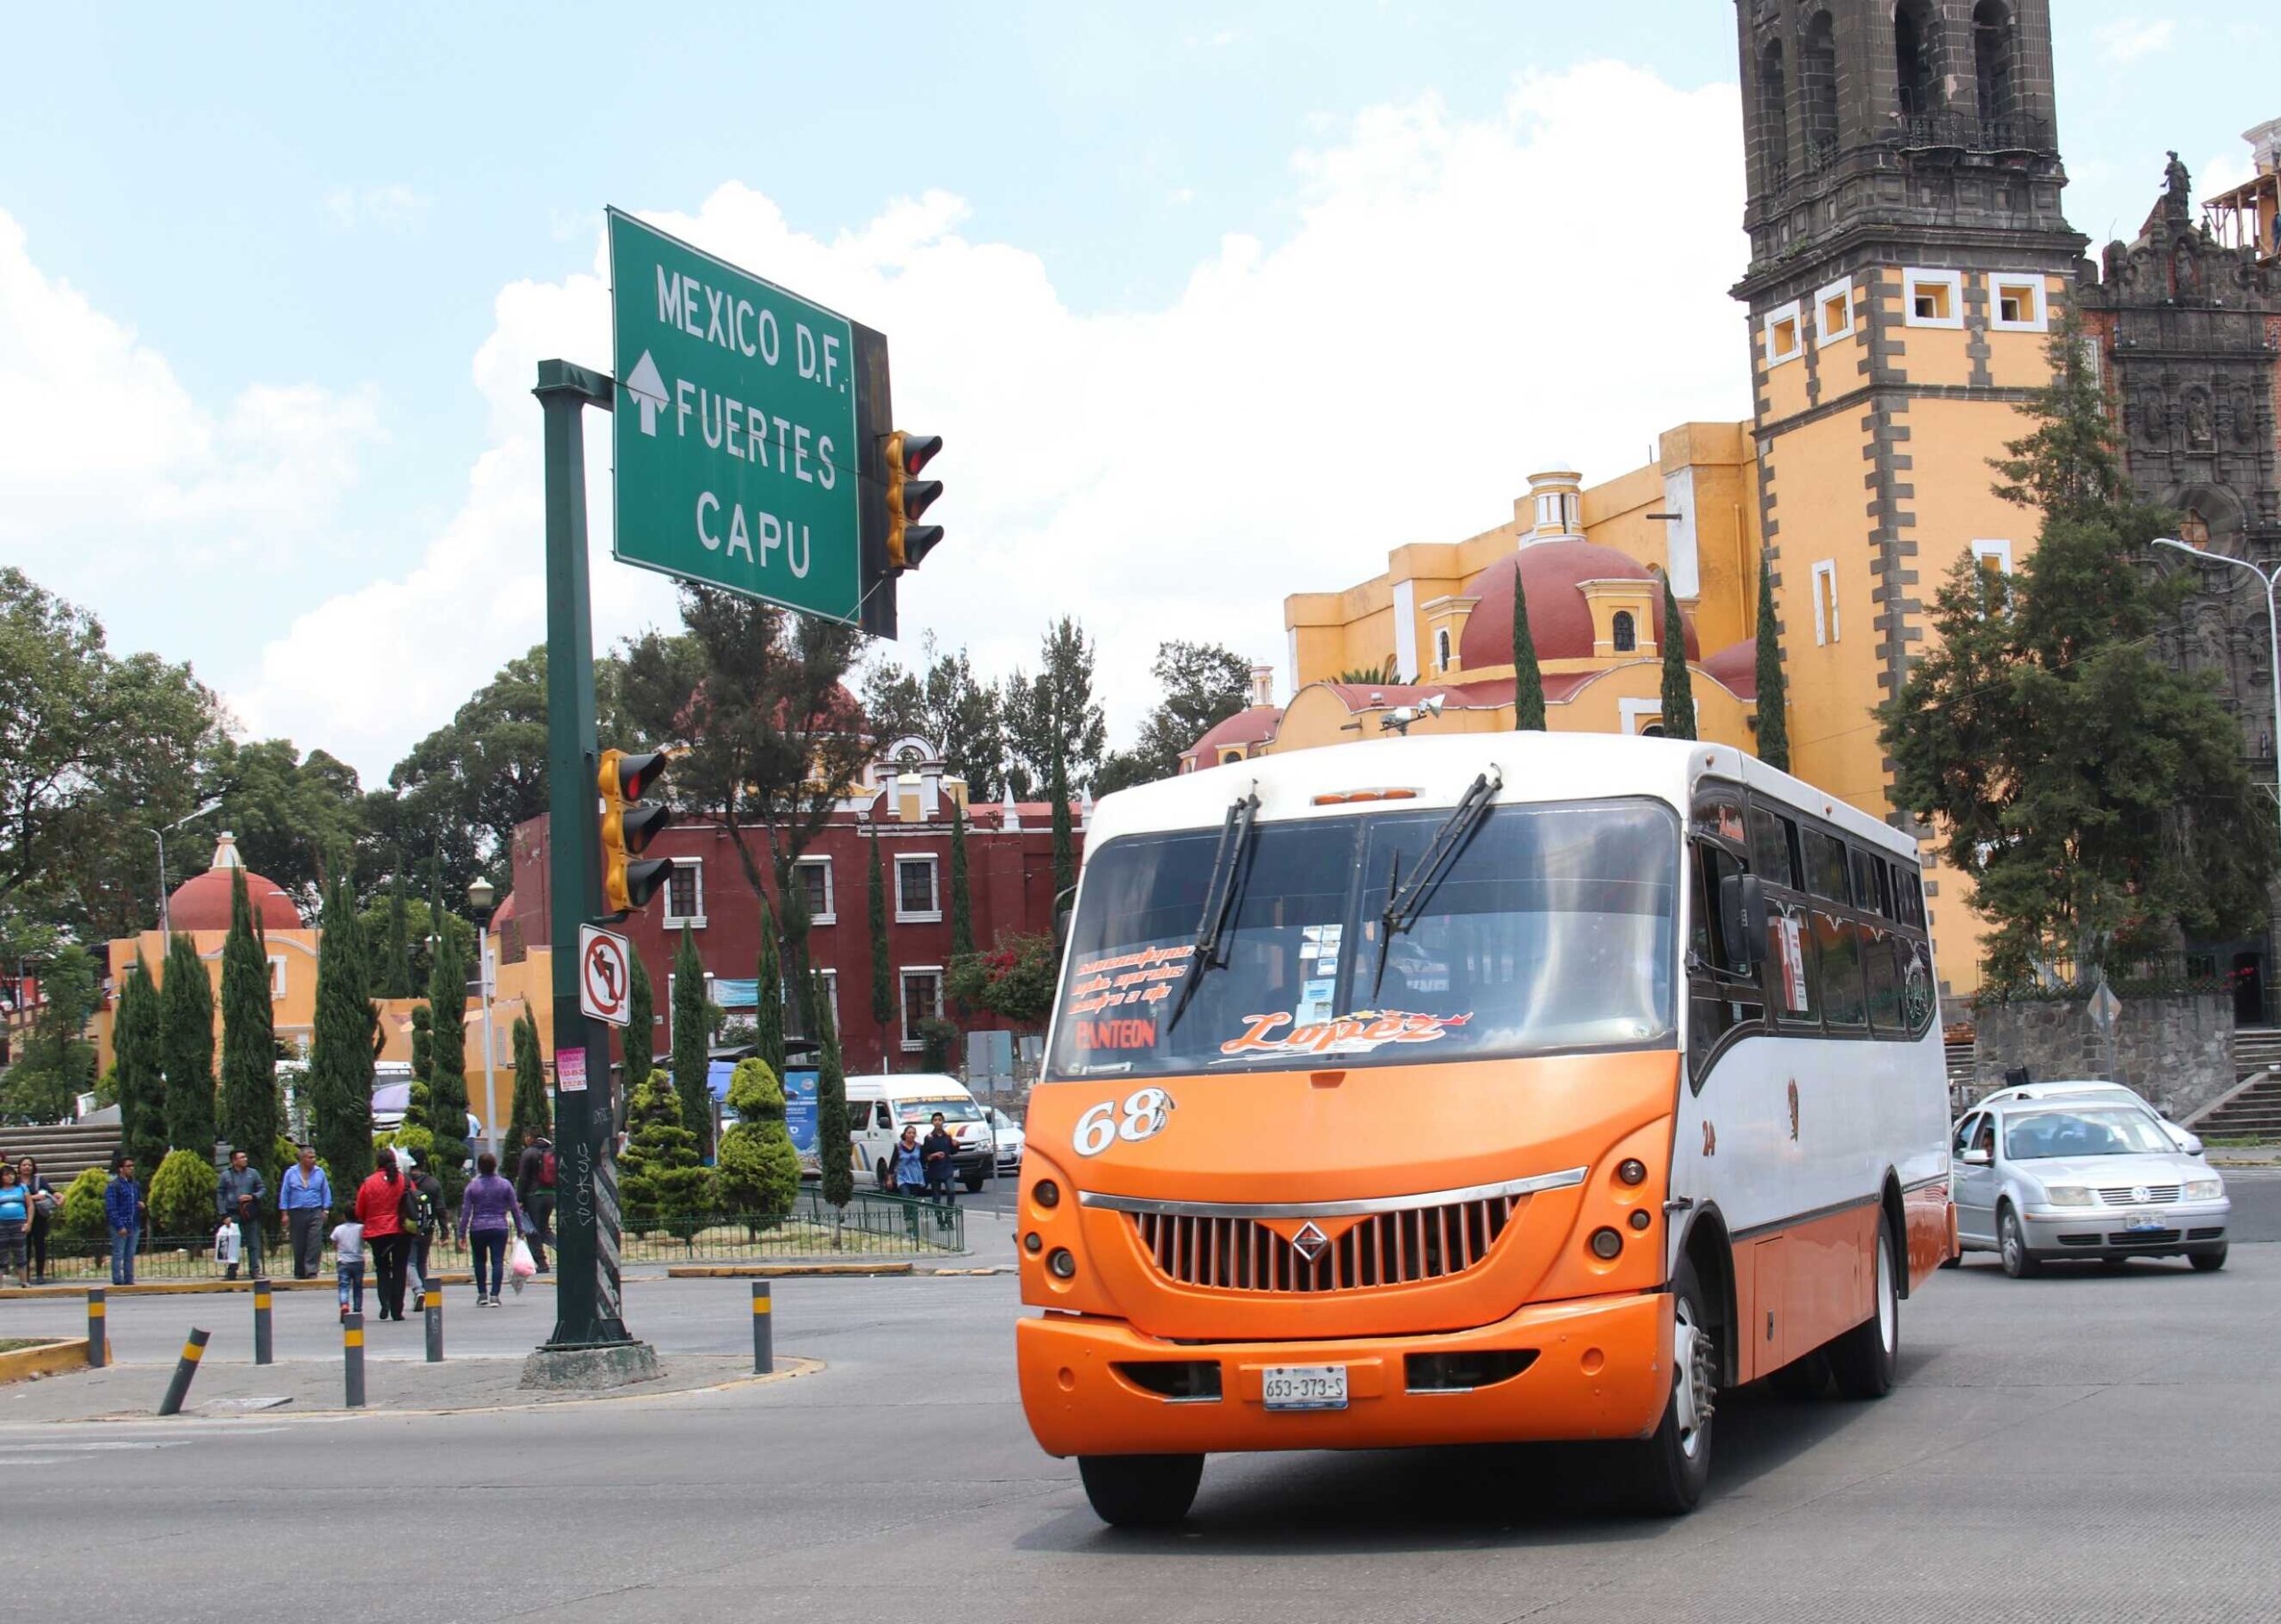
xmin=579 ymin=924 xmax=633 ymax=1027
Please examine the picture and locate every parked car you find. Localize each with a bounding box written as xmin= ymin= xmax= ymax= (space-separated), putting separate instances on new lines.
xmin=846 ymin=1074 xmax=996 ymax=1192
xmin=1973 ymin=1079 xmax=2201 ymax=1153
xmin=986 ymin=1106 xmax=1025 ymax=1176
xmin=1950 ymin=1098 xmax=2229 ymax=1276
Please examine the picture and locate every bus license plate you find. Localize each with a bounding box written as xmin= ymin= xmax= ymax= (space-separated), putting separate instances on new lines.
xmin=1262 ymin=1365 xmax=1348 ymax=1411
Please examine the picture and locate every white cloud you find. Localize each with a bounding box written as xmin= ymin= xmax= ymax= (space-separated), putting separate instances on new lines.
xmin=2095 ymin=18 xmax=2175 ymax=63
xmin=233 ymin=61 xmax=1750 ymax=779
xmin=323 ymin=183 xmax=430 ymax=233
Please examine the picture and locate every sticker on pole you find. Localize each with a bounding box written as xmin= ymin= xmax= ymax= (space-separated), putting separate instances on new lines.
xmin=557 ymin=1049 xmax=587 ymax=1093
xmin=579 ymin=924 xmax=634 ymax=1027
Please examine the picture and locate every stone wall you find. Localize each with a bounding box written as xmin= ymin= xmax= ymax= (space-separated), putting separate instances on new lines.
xmin=1971 ymin=994 xmax=2236 ymax=1122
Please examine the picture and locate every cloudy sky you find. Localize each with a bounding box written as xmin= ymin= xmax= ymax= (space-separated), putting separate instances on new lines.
xmin=2 ymin=3 xmax=2272 ymax=785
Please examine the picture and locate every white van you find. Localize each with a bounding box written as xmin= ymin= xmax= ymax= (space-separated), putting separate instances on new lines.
xmin=846 ymin=1074 xmax=996 ymax=1193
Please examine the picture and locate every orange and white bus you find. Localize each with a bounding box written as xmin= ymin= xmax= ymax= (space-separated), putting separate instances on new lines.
xmin=1015 ymin=732 xmax=1954 ymax=1522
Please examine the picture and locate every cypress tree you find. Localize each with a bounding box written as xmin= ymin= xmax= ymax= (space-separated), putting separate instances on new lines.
xmin=671 ymin=926 xmax=712 ymax=1158
xmin=868 ymin=823 xmax=892 ymax=1062
xmin=626 ymin=949 xmax=657 ymax=1090
xmin=159 ymin=931 xmax=216 ymax=1155
xmin=812 ymin=965 xmax=854 ymax=1213
xmin=507 ymin=1009 xmax=550 ymax=1147
xmin=752 ymin=912 xmax=783 ymax=1084
xmin=1658 ymin=573 xmax=1698 ymax=740
xmin=617 ymin=1067 xmax=710 ymax=1237
xmin=308 ymin=879 xmax=374 ymax=1191
xmin=948 ymin=796 xmax=975 ymax=959
xmin=1754 ymin=553 xmax=1790 ymax=771
xmin=382 ymin=868 xmax=414 ymax=1000
xmin=1049 ymin=736 xmax=1075 ymax=895
xmin=426 ymin=930 xmax=470 ymax=1178
xmin=114 ymin=956 xmax=168 ymax=1175
xmin=1510 ymin=559 xmax=1547 ymax=730
xmin=218 ymin=869 xmax=280 ymax=1183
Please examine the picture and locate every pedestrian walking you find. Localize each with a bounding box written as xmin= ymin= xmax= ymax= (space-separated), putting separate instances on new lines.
xmin=0 ymin=1164 xmax=30 ymax=1289
xmin=330 ymin=1216 xmax=365 ymax=1319
xmin=18 ymin=1157 xmax=57 ymax=1285
xmin=104 ymin=1156 xmax=143 ymax=1286
xmin=892 ymin=1125 xmax=925 ymax=1193
xmin=513 ymin=1127 xmax=557 ymax=1275
xmin=922 ymin=1112 xmax=959 ymax=1203
xmin=278 ymin=1145 xmax=332 ymax=1279
xmin=404 ymin=1150 xmax=446 ymax=1297
xmin=216 ymin=1147 xmax=266 ymax=1281
xmin=353 ymin=1149 xmax=413 ymax=1322
xmin=457 ymin=1151 xmax=527 ymax=1307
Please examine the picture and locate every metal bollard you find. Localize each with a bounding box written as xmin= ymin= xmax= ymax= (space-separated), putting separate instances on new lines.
xmin=423 ymin=1283 xmax=443 ymax=1363
xmin=86 ymin=1287 xmax=106 ymax=1368
xmin=752 ymin=1281 xmax=773 ymax=1375
xmin=157 ymin=1327 xmax=209 ymax=1416
xmin=252 ymin=1278 xmax=273 ymax=1366
xmin=343 ymin=1310 xmax=365 ymax=1408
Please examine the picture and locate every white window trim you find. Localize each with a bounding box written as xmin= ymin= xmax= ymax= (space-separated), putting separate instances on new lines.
xmin=1902 ymin=267 xmax=1965 ymax=330
xmin=898 ymin=964 xmax=944 ymax=1050
xmin=1972 ymin=539 xmax=2015 ymax=610
xmin=666 ymin=971 xmax=719 ymax=1044
xmin=1435 ymin=627 xmax=1451 ymax=671
xmin=1618 ymin=698 xmax=1663 ymax=735
xmin=1814 ymin=277 xmax=1855 ymax=344
xmin=1811 ymin=559 xmax=1841 ymax=645
xmin=1762 ymin=298 xmax=1804 ymax=366
xmin=1989 ymin=274 xmax=2048 ymax=333
xmin=661 ymin=856 xmax=707 ymax=929
xmin=794 ymin=856 xmax=836 ymax=926
xmin=268 ymin=954 xmax=288 ymax=1001
xmin=894 ymin=853 xmax=942 ymax=924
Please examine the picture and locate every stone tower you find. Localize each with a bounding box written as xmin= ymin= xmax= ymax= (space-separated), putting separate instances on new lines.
xmin=1730 ymin=0 xmax=2087 ymax=997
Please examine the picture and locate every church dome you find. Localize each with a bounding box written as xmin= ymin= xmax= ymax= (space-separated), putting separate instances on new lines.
xmin=1700 ymin=638 xmax=1758 ymax=700
xmin=1458 ymin=540 xmax=1699 ymax=671
xmin=167 ymin=834 xmax=305 ymax=933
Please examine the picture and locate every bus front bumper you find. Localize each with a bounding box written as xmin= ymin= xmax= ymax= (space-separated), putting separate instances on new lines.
xmin=1017 ymin=1288 xmax=1672 ymax=1458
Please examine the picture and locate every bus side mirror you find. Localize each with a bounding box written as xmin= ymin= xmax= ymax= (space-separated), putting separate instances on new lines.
xmin=1053 ymin=888 xmax=1075 ymax=957
xmin=1719 ymin=872 xmax=1766 ymax=975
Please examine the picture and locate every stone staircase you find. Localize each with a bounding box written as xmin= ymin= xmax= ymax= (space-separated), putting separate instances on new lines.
xmin=1944 ymin=1038 xmax=1977 ymax=1115
xmin=2192 ymin=1027 xmax=2281 ymax=1141
xmin=1 ymin=1122 xmax=123 ymax=1184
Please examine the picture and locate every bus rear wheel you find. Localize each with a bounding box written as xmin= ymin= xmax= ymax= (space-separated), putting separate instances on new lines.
xmin=1625 ymin=1253 xmax=1716 ymax=1514
xmin=1078 ymin=1453 xmax=1204 ymax=1527
xmin=1827 ymin=1212 xmax=1899 ymax=1399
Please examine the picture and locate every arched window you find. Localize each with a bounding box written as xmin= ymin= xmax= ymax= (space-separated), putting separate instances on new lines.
xmin=1799 ymin=12 xmax=1838 ymax=167
xmin=1759 ymin=40 xmax=1790 ymax=191
xmin=1435 ymin=628 xmax=1452 ymax=670
xmin=1973 ymin=2 xmax=2015 ymax=125
xmin=1220 ymin=749 xmax=1245 ymax=766
xmin=1612 ymin=611 xmax=1638 ymax=654
xmin=1895 ymin=1 xmax=1939 ymax=120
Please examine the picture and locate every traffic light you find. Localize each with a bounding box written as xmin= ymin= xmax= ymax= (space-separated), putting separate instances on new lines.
xmin=597 ymin=747 xmax=673 ymax=916
xmin=882 ymin=430 xmax=944 ymax=572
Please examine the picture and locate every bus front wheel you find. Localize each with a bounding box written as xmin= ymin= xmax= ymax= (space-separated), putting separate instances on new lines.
xmin=1079 ymin=1453 xmax=1204 ymax=1527
xmin=1626 ymin=1254 xmax=1716 ymax=1514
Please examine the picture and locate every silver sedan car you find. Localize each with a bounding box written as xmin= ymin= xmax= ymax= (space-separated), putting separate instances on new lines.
xmin=1950 ymin=1099 xmax=2229 ymax=1276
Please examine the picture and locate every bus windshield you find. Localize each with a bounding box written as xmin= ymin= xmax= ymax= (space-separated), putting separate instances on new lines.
xmin=1047 ymin=799 xmax=1680 ymax=1079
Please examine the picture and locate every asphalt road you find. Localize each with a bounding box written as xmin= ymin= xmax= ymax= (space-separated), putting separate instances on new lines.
xmin=3 ymin=1212 xmax=2277 ymax=1622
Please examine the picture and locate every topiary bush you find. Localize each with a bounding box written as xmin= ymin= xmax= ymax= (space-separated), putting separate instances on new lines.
xmin=618 ymin=1073 xmax=713 ymax=1241
xmin=56 ymin=1167 xmax=110 ymax=1241
xmin=148 ymin=1148 xmax=219 ymax=1236
xmin=715 ymin=1059 xmax=799 ymax=1226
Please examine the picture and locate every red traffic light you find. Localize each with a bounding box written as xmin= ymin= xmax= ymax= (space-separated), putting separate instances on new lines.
xmin=599 ymin=748 xmax=670 ymax=804
xmin=898 ymin=433 xmax=943 ymax=477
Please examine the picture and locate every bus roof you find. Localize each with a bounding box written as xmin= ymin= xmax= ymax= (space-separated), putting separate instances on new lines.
xmin=1087 ymin=732 xmax=1917 ymax=861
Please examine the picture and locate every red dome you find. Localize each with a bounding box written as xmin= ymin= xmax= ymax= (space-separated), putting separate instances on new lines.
xmin=1701 ymin=638 xmax=1759 ymax=700
xmin=168 ymin=836 xmax=304 ymax=932
xmin=1458 ymin=541 xmax=1698 ymax=672
xmin=1181 ymin=706 xmax=1283 ymax=767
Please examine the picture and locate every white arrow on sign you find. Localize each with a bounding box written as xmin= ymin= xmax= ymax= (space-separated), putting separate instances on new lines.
xmin=623 ymin=350 xmax=668 ymax=437
xmin=578 ymin=924 xmax=634 ymax=1027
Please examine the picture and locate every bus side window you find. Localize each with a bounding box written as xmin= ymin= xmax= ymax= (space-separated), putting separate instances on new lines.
xmin=1688 ymin=840 xmax=1763 ymax=1085
xmin=1804 ymin=830 xmax=1851 ymax=904
xmin=1848 ymin=846 xmax=1881 ymax=915
xmin=1762 ymin=901 xmax=1817 ymax=1024
xmin=1863 ymin=933 xmax=1903 ymax=1033
xmin=1815 ymin=912 xmax=1868 ymax=1027
xmin=1749 ymin=806 xmax=1795 ymax=888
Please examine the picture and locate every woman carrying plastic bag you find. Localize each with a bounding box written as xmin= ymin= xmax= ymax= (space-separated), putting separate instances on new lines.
xmin=508 ymin=1229 xmax=537 ymax=1294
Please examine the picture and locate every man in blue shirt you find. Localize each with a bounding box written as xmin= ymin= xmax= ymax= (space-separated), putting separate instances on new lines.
xmin=103 ymin=1156 xmax=143 ymax=1286
xmin=277 ymin=1144 xmax=332 ymax=1279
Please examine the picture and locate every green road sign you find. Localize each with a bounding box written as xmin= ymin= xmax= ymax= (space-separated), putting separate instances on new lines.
xmin=608 ymin=208 xmax=863 ymax=623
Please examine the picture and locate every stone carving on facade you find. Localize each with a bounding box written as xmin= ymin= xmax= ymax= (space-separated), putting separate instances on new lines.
xmin=2186 ymin=390 xmax=2215 ymax=448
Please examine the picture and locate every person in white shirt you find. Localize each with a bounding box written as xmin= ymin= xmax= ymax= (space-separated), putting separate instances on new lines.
xmin=330 ymin=1219 xmax=364 ymax=1321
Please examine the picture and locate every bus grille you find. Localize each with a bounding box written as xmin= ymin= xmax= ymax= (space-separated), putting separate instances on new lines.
xmin=1127 ymin=1194 xmax=1519 ymax=1293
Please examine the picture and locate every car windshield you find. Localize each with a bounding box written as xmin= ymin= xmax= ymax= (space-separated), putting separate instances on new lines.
xmin=895 ymin=1099 xmax=983 ymax=1125
xmin=1046 ymin=798 xmax=1680 ymax=1079
xmin=2003 ymin=1106 xmax=2176 ymax=1161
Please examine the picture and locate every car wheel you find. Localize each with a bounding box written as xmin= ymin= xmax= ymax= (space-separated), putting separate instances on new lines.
xmin=1623 ymin=1253 xmax=1717 ymax=1514
xmin=1827 ymin=1212 xmax=1900 ymax=1399
xmin=1999 ymin=1206 xmax=2039 ymax=1278
xmin=2188 ymin=1245 xmax=2228 ymax=1273
xmin=963 ymin=1172 xmax=986 ymax=1193
xmin=1078 ymin=1454 xmax=1204 ymax=1527
xmin=2099 ymin=1256 xmax=2131 ymax=1273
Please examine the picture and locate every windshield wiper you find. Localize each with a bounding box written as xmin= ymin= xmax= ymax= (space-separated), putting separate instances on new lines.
xmin=1164 ymin=785 xmax=1263 ymax=1035
xmin=1371 ymin=767 xmax=1502 ymax=1000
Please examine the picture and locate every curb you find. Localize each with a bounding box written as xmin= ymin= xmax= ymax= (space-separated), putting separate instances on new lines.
xmin=667 ymin=1262 xmax=913 ymax=1278
xmin=0 ymin=1339 xmax=92 ymax=1383
xmin=0 ymin=1273 xmax=503 ymax=1301
xmin=921 ymin=1267 xmax=1012 ymax=1277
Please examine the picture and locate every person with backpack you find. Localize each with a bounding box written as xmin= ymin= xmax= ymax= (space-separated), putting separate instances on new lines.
xmin=403 ymin=1150 xmax=446 ymax=1302
xmin=514 ymin=1127 xmax=556 ymax=1275
xmin=352 ymin=1148 xmax=413 ymax=1322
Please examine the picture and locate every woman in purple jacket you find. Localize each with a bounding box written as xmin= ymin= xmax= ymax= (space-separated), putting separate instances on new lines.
xmin=456 ymin=1151 xmax=527 ymax=1307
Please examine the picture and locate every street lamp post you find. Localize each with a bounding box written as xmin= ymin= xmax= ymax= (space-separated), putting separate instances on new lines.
xmin=147 ymin=797 xmax=225 ymax=934
xmin=468 ymin=878 xmax=501 ymax=1158
xmin=2153 ymin=537 xmax=2281 ymax=850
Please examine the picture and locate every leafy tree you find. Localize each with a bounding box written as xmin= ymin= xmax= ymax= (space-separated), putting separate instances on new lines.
xmin=148 ymin=1147 xmax=219 ymax=1236
xmin=307 ymin=879 xmax=376 ymax=1192
xmin=617 ymin=1072 xmax=711 ymax=1237
xmin=114 ymin=956 xmax=168 ymax=1174
xmin=380 ymin=868 xmax=415 ymax=999
xmin=671 ymin=927 xmax=713 ymax=1157
xmin=867 ymin=825 xmax=892 ymax=1059
xmin=1049 ymin=734 xmax=1075 ymax=896
xmin=425 ymin=930 xmax=470 ymax=1178
xmin=811 ymin=967 xmax=854 ymax=1212
xmin=626 ymin=948 xmax=657 ymax=1089
xmin=946 ymin=934 xmax=1059 ymax=1029
xmin=1754 ymin=554 xmax=1790 ymax=771
xmin=715 ymin=1058 xmax=799 ymax=1223
xmin=1094 ymin=641 xmax=1253 ymax=794
xmin=1002 ymin=617 xmax=1107 ymax=800
xmin=0 ymin=943 xmax=96 ymax=1122
xmin=1658 ymin=575 xmax=1697 ymax=741
xmin=508 ymin=1009 xmax=551 ymax=1147
xmin=1511 ymin=561 xmax=1547 ymax=730
xmin=860 ymin=633 xmax=1007 ymax=800
xmin=356 ymin=894 xmax=474 ymax=999
xmin=751 ymin=918 xmax=784 ymax=1084
xmin=159 ymin=932 xmax=216 ymax=1154
xmin=218 ymin=870 xmax=280 ymax=1187
xmin=409 ymin=1003 xmax=432 ymax=1083
xmin=948 ymin=797 xmax=975 ymax=959
xmin=196 ymin=736 xmax=364 ymax=911
xmin=1881 ymin=314 xmax=2274 ymax=987
xmin=56 ymin=1166 xmax=110 ymax=1240
xmin=376 ymin=646 xmax=552 ymax=900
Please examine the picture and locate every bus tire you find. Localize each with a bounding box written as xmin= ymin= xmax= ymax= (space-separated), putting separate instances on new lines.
xmin=1827 ymin=1212 xmax=1899 ymax=1399
xmin=1078 ymin=1453 xmax=1204 ymax=1527
xmin=1625 ymin=1253 xmax=1716 ymax=1515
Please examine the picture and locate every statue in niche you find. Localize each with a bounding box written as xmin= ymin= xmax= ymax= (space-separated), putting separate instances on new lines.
xmin=2173 ymin=240 xmax=2201 ymax=297
xmin=2234 ymin=388 xmax=2259 ymax=445
xmin=2186 ymin=391 xmax=2214 ymax=448
xmin=2138 ymin=388 xmax=2168 ymax=443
